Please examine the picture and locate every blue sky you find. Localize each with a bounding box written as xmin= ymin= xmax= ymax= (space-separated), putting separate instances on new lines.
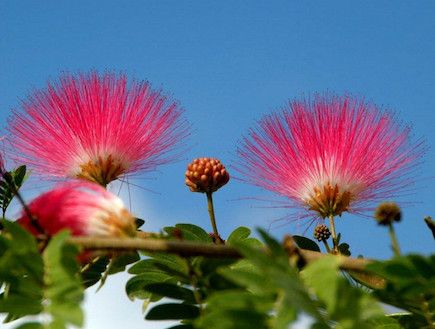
xmin=1 ymin=1 xmax=435 ymax=328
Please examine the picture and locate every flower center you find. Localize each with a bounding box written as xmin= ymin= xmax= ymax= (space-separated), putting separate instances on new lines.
xmin=76 ymin=154 xmax=126 ymax=187
xmin=305 ymin=182 xmax=352 ymax=218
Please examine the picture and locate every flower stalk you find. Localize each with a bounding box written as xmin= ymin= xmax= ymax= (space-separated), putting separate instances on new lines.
xmin=206 ymin=191 xmax=223 ymax=244
xmin=388 ymin=223 xmax=401 ymax=256
xmin=323 ymin=240 xmax=331 ymax=253
xmin=328 ymin=215 xmax=339 ymax=253
xmin=185 ymin=157 xmax=229 ymax=244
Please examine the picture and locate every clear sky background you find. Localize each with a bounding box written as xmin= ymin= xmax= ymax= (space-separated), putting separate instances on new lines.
xmin=1 ymin=1 xmax=435 ymax=328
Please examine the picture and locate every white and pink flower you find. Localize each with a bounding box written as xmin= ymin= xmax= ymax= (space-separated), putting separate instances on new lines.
xmin=235 ymin=93 xmax=425 ymax=219
xmin=8 ymin=70 xmax=190 ymax=186
xmin=17 ymin=181 xmax=136 ymax=238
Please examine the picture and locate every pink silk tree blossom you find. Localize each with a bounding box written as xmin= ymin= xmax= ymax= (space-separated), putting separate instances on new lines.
xmin=17 ymin=181 xmax=136 ymax=238
xmin=7 ymin=71 xmax=190 ymax=186
xmin=235 ymin=93 xmax=425 ymax=220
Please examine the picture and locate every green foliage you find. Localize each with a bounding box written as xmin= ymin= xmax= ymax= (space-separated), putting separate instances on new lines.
xmin=124 ymin=225 xmax=435 ymax=328
xmin=0 ymin=221 xmax=84 ymax=328
xmin=163 ymin=223 xmax=212 ymax=243
xmin=127 ymin=224 xmax=260 ymax=328
xmin=0 ymin=221 xmax=44 ymax=321
xmin=197 ymin=229 xmax=322 ymax=329
xmin=80 ymin=256 xmax=111 ymax=288
xmin=226 ymin=227 xmax=262 ymax=247
xmin=302 ymin=257 xmax=384 ymax=329
xmin=367 ymin=254 xmax=435 ymax=328
xmin=0 ymin=165 xmax=29 ymax=217
xmin=146 ymin=304 xmax=200 ymax=320
xmin=293 ymin=235 xmax=321 ymax=252
xmin=3 ymin=214 xmax=434 ymax=329
xmin=42 ymin=231 xmax=84 ymax=327
xmin=196 ymin=230 xmax=407 ymax=329
xmin=338 ymin=242 xmax=351 ymax=256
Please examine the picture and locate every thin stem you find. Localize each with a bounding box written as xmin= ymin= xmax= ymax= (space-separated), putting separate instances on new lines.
xmin=80 ymin=256 xmax=101 ymax=274
xmin=388 ymin=223 xmax=401 ymax=256
xmin=323 ymin=240 xmax=331 ymax=253
xmin=328 ymin=215 xmax=338 ymax=253
xmin=96 ymin=255 xmax=115 ymax=292
xmin=3 ymin=174 xmax=46 ymax=236
xmin=187 ymin=260 xmax=203 ymax=310
xmin=206 ymin=191 xmax=222 ymax=244
xmin=420 ymin=294 xmax=435 ymax=329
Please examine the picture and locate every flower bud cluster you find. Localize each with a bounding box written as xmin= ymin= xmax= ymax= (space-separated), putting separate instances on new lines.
xmin=314 ymin=224 xmax=331 ymax=242
xmin=185 ymin=157 xmax=229 ymax=193
xmin=375 ymin=202 xmax=401 ymax=226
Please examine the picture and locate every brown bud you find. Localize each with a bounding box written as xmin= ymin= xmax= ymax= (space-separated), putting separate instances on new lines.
xmin=375 ymin=202 xmax=401 ymax=226
xmin=185 ymin=157 xmax=230 ymax=193
xmin=313 ymin=224 xmax=331 ymax=242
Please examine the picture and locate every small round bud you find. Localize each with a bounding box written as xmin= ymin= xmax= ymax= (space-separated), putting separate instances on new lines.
xmin=314 ymin=224 xmax=331 ymax=242
xmin=375 ymin=202 xmax=401 ymax=226
xmin=185 ymin=157 xmax=230 ymax=193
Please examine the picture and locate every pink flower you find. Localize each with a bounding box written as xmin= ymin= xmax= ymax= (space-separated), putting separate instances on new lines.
xmin=17 ymin=181 xmax=136 ymax=238
xmin=235 ymin=93 xmax=425 ymax=219
xmin=8 ymin=71 xmax=189 ymax=186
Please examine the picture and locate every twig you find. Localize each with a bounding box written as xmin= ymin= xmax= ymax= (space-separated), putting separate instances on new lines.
xmin=424 ymin=216 xmax=435 ymax=240
xmin=66 ymin=236 xmax=372 ymax=272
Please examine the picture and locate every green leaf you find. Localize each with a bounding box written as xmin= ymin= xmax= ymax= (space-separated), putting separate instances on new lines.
xmin=43 ymin=231 xmax=84 ymax=327
xmin=204 ymin=290 xmax=272 ymax=313
xmin=338 ymin=243 xmax=351 ymax=256
xmin=220 ymin=267 xmax=273 ymax=295
xmin=81 ymin=257 xmax=110 ymax=288
xmin=273 ymin=294 xmax=297 ymax=328
xmin=163 ymin=224 xmax=212 ymax=243
xmin=0 ymin=295 xmax=42 ymax=314
xmin=129 ymin=257 xmax=190 ymax=284
xmin=384 ymin=263 xmax=415 ymax=278
xmin=108 ymin=252 xmax=140 ymax=274
xmin=257 ymin=229 xmax=288 ymax=258
xmin=14 ymin=165 xmax=27 ymax=186
xmin=176 ymin=223 xmax=212 ymax=242
xmin=293 ymin=235 xmax=321 ymax=252
xmin=13 ymin=323 xmax=43 ymax=329
xmin=367 ymin=254 xmax=435 ymax=319
xmin=367 ymin=315 xmax=403 ymax=328
xmin=126 ymin=272 xmax=174 ymax=300
xmin=135 ymin=218 xmax=145 ymax=229
xmin=196 ymin=309 xmax=269 ymax=329
xmin=240 ymin=237 xmax=263 ymax=248
xmin=3 ymin=220 xmax=39 ymax=253
xmin=0 ymin=165 xmax=29 ymax=215
xmin=128 ymin=259 xmax=170 ymax=275
xmin=227 ymin=227 xmax=251 ymax=244
xmin=227 ymin=232 xmax=323 ymax=322
xmin=302 ymin=257 xmax=341 ymax=314
xmin=49 ymin=302 xmax=83 ymax=328
xmin=303 ymin=257 xmax=384 ymax=327
xmin=143 ymin=283 xmax=197 ymax=303
xmin=347 ymin=270 xmax=386 ymax=290
xmin=407 ymin=255 xmax=434 ymax=279
xmin=146 ymin=303 xmax=200 ymax=320
xmin=47 ymin=319 xmax=66 ymax=329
